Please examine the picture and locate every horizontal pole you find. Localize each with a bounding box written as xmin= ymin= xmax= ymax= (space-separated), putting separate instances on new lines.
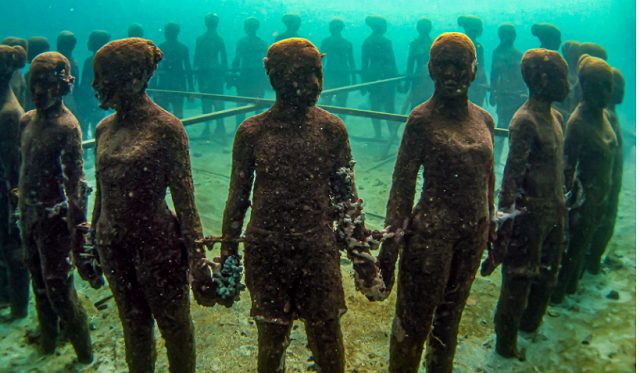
xmin=81 ymin=104 xmax=260 ymax=149
xmin=322 ymin=76 xmax=406 ymax=95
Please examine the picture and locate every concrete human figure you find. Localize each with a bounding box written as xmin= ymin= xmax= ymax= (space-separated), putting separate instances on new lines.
xmin=1 ymin=37 xmax=28 ymax=107
xmin=481 ymin=49 xmax=569 ymax=358
xmin=551 ymin=55 xmax=616 ymax=303
xmin=19 ymin=51 xmax=95 ymax=362
xmin=56 ymin=31 xmax=80 ymax=115
xmin=0 ymin=45 xmax=29 ymax=320
xmin=155 ymin=22 xmax=193 ymax=119
xmin=92 ymin=38 xmax=217 ymax=373
xmin=587 ymin=68 xmax=625 ymax=274
xmin=458 ymin=15 xmax=489 ymax=107
xmin=531 ymin=23 xmax=561 ymax=50
xmin=78 ymin=30 xmax=110 ymax=138
xmin=128 ymin=23 xmax=144 ymax=38
xmin=320 ymin=18 xmax=356 ymax=108
xmin=490 ymin=23 xmax=527 ymax=161
xmin=221 ymin=38 xmax=383 ymax=373
xmin=23 ymin=36 xmax=49 ymax=111
xmin=230 ymin=17 xmax=268 ymax=125
xmin=402 ymin=17 xmax=434 ymax=112
xmin=361 ymin=15 xmax=399 ymax=140
xmin=274 ymin=13 xmax=302 ymax=42
xmin=194 ymin=13 xmax=228 ymax=141
xmin=559 ymin=40 xmax=583 ymax=120
xmin=377 ymin=32 xmax=495 ymax=373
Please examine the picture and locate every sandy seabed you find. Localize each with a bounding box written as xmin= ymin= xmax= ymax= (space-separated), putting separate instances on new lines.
xmin=0 ymin=111 xmax=635 ymax=373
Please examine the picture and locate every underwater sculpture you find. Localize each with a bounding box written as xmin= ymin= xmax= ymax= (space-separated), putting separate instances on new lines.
xmin=531 ymin=23 xmax=562 ymax=50
xmin=490 ymin=23 xmax=527 ymax=161
xmin=194 ymin=13 xmax=228 ymax=141
xmin=229 ymin=17 xmax=268 ymax=125
xmin=559 ymin=40 xmax=583 ymax=121
xmin=19 ymin=52 xmax=94 ymax=363
xmin=221 ymin=38 xmax=383 ymax=373
xmin=588 ymin=68 xmax=625 ymax=274
xmin=1 ymin=37 xmax=28 ymax=107
xmin=402 ymin=17 xmax=434 ymax=112
xmin=154 ymin=22 xmax=193 ymax=119
xmin=362 ymin=15 xmax=399 ymax=140
xmin=127 ymin=23 xmax=144 ymax=38
xmin=91 ymin=38 xmax=218 ymax=373
xmin=56 ymin=31 xmax=80 ymax=115
xmin=274 ymin=13 xmax=302 ymax=42
xmin=481 ymin=49 xmax=569 ymax=358
xmin=551 ymin=55 xmax=616 ymax=303
xmin=458 ymin=15 xmax=489 ymax=107
xmin=377 ymin=32 xmax=495 ymax=373
xmin=23 ymin=37 xmax=50 ymax=111
xmin=78 ymin=30 xmax=110 ymax=138
xmin=320 ymin=18 xmax=357 ymax=108
xmin=0 ymin=44 xmax=29 ymax=320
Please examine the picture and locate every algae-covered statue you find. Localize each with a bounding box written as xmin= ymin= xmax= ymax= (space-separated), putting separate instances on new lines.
xmin=274 ymin=13 xmax=302 ymax=42
xmin=78 ymin=30 xmax=110 ymax=138
xmin=531 ymin=23 xmax=562 ymax=50
xmin=490 ymin=23 xmax=527 ymax=161
xmin=1 ymin=37 xmax=28 ymax=108
xmin=0 ymin=45 xmax=29 ymax=320
xmin=552 ymin=55 xmax=616 ymax=303
xmin=320 ymin=18 xmax=357 ymax=108
xmin=402 ymin=17 xmax=434 ymax=112
xmin=194 ymin=13 xmax=228 ymax=141
xmin=56 ymin=31 xmax=80 ymax=115
xmin=91 ymin=38 xmax=217 ymax=373
xmin=377 ymin=32 xmax=495 ymax=373
xmin=221 ymin=38 xmax=383 ymax=373
xmin=361 ymin=15 xmax=399 ymax=140
xmin=19 ymin=52 xmax=94 ymax=362
xmin=587 ymin=68 xmax=625 ymax=274
xmin=155 ymin=22 xmax=193 ymax=119
xmin=23 ymin=37 xmax=50 ymax=111
xmin=481 ymin=49 xmax=569 ymax=358
xmin=458 ymin=16 xmax=489 ymax=107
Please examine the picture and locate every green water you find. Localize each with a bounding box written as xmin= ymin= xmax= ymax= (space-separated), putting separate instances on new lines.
xmin=0 ymin=0 xmax=636 ymax=372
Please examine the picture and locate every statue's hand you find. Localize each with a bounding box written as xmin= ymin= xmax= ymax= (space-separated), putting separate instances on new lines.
xmin=74 ymin=223 xmax=105 ymax=289
xmin=352 ymin=252 xmax=387 ymax=301
xmin=190 ymin=260 xmax=219 ymax=307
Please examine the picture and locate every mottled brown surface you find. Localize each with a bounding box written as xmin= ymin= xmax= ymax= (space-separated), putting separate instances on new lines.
xmin=221 ymin=38 xmax=377 ymax=373
xmin=486 ymin=49 xmax=569 ymax=358
xmin=588 ymin=68 xmax=625 ymax=274
xmin=378 ymin=32 xmax=495 ymax=373
xmin=0 ymin=45 xmax=28 ymax=319
xmin=92 ymin=38 xmax=212 ymax=373
xmin=552 ymin=55 xmax=617 ymax=303
xmin=19 ymin=51 xmax=92 ymax=363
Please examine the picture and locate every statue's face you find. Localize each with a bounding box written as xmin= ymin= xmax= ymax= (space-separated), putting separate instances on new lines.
xmin=430 ymin=46 xmax=476 ymax=98
xmin=583 ymin=75 xmax=612 ymax=109
xmin=92 ymin=62 xmax=119 ymax=110
xmin=29 ymin=69 xmax=64 ymax=110
xmin=543 ymin=64 xmax=570 ymax=102
xmin=270 ymin=53 xmax=323 ymax=108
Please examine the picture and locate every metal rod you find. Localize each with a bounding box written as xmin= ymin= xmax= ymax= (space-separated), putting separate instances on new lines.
xmin=81 ymin=104 xmax=260 ymax=149
xmin=322 ymin=76 xmax=406 ymax=95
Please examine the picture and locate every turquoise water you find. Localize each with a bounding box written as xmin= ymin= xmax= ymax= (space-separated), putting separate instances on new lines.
xmin=0 ymin=1 xmax=636 ymax=372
